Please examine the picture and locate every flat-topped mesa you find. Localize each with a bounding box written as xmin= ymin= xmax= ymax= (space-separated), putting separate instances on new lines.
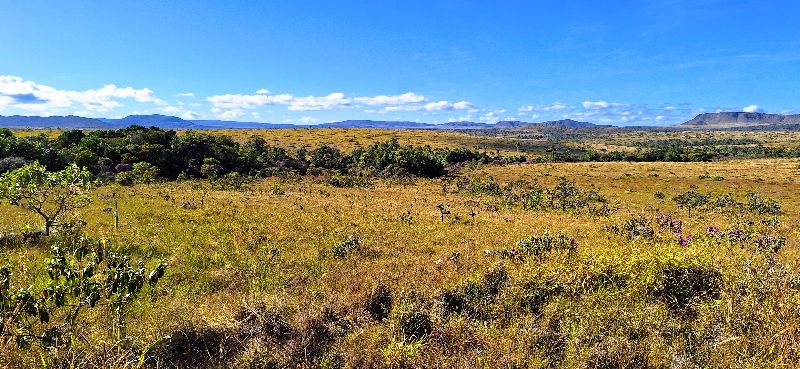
xmin=495 ymin=119 xmax=605 ymax=129
xmin=681 ymin=112 xmax=800 ymax=127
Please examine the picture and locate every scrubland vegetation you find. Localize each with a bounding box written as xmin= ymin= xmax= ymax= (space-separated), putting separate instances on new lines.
xmin=1 ymin=127 xmax=799 ymax=368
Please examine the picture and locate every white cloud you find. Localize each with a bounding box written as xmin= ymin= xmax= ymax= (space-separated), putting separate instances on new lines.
xmin=423 ymin=100 xmax=476 ymax=111
xmin=581 ymin=100 xmax=624 ymax=110
xmin=256 ymin=89 xmax=270 ymax=94
xmin=176 ymin=92 xmax=195 ymax=98
xmin=380 ymin=100 xmax=475 ymax=112
xmin=519 ymin=102 xmax=568 ymax=112
xmin=299 ymin=116 xmax=318 ymax=124
xmin=207 ymin=91 xmax=350 ymax=116
xmin=218 ymin=109 xmax=245 ymax=120
xmin=180 ymin=111 xmax=201 ymax=120
xmin=0 ymin=75 xmax=165 ymax=115
xmin=479 ymin=109 xmax=507 ymax=123
xmin=162 ymin=105 xmax=182 ymax=114
xmin=452 ymin=101 xmax=476 ymax=110
xmin=424 ymin=101 xmax=451 ymax=111
xmin=448 ymin=114 xmax=473 ymax=122
xmin=206 ymin=88 xmax=475 ymax=117
xmin=207 ymin=93 xmax=293 ymax=110
xmin=354 ymin=92 xmax=425 ymax=105
xmin=288 ymin=93 xmax=351 ymax=111
xmin=742 ymin=104 xmax=763 ymax=113
xmin=385 ymin=105 xmax=422 ymax=112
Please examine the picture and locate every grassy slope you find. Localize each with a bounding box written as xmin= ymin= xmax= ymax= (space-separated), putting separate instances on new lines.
xmin=0 ymin=160 xmax=800 ymax=367
xmin=1 ymin=130 xmax=800 ymax=367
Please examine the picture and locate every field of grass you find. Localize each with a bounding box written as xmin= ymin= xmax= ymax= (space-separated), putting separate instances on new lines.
xmin=10 ymin=127 xmax=547 ymax=156
xmin=2 ymin=146 xmax=799 ymax=367
xmin=202 ymin=128 xmax=550 ymax=155
xmin=14 ymin=125 xmax=800 ymax=158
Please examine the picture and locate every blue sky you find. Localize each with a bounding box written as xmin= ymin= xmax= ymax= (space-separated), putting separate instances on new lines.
xmin=1 ymin=0 xmax=799 ymax=126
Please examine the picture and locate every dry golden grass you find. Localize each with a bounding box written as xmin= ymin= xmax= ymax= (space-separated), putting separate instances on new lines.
xmin=2 ymin=156 xmax=799 ymax=367
xmin=197 ymin=127 xmax=548 ymax=155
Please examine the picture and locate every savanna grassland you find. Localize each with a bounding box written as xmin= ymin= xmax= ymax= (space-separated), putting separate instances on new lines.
xmin=1 ymin=127 xmax=800 ymax=368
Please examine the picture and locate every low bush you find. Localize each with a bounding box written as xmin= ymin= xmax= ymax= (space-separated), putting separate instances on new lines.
xmin=437 ymin=265 xmax=509 ymax=321
xmin=331 ymin=234 xmax=361 ymax=258
xmin=393 ymin=303 xmax=433 ymax=341
xmin=499 ymin=231 xmax=577 ymax=260
xmin=366 ymin=283 xmax=393 ymax=321
xmin=650 ymin=260 xmax=722 ymax=312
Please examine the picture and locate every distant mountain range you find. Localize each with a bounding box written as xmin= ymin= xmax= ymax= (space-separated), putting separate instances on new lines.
xmin=1 ymin=112 xmax=799 ymax=130
xmin=0 ymin=114 xmax=608 ymax=130
xmin=680 ymin=112 xmax=800 ymax=128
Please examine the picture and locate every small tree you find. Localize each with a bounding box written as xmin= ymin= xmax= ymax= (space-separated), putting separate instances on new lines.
xmin=116 ymin=162 xmax=160 ymax=185
xmin=436 ymin=203 xmax=451 ymax=222
xmin=310 ymin=145 xmax=346 ymax=170
xmin=200 ymin=157 xmax=223 ymax=179
xmin=673 ymin=186 xmax=709 ymax=217
xmin=0 ymin=163 xmax=95 ymax=235
xmin=0 ymin=232 xmax=166 ymax=348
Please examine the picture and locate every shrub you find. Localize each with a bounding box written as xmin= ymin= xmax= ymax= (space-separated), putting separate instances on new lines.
xmin=500 ymin=231 xmax=577 ymax=260
xmin=460 ymin=176 xmax=504 ymax=196
xmin=331 ymin=234 xmax=360 ymax=258
xmin=548 ymin=178 xmax=607 ymax=211
xmin=746 ymin=192 xmax=781 ymax=215
xmin=365 ymin=284 xmax=393 ymax=321
xmin=673 ymin=186 xmax=709 ymax=217
xmin=651 ymin=261 xmax=721 ymax=311
xmin=351 ymin=139 xmax=444 ymax=178
xmin=0 ymin=156 xmax=29 ymax=174
xmin=656 ymin=213 xmax=683 ymax=235
xmin=147 ymin=322 xmax=239 ymax=368
xmin=234 ymin=305 xmax=293 ymax=341
xmin=516 ymin=277 xmax=563 ymax=315
xmin=0 ymin=231 xmax=167 ymax=347
xmin=437 ymin=265 xmax=508 ymax=320
xmin=200 ymin=157 xmax=223 ymax=179
xmin=393 ymin=303 xmax=432 ymax=341
xmin=608 ymin=214 xmax=656 ymax=240
xmin=455 ymin=176 xmax=609 ymax=214
xmin=437 ymin=147 xmax=489 ymax=164
xmin=116 ymin=161 xmax=160 ymax=185
xmin=520 ymin=186 xmax=545 ymax=209
xmin=210 ymin=172 xmax=250 ymax=190
xmin=310 ymin=145 xmax=347 ymax=170
xmin=699 ymin=173 xmax=725 ymax=181
xmin=756 ymin=235 xmax=786 ymax=253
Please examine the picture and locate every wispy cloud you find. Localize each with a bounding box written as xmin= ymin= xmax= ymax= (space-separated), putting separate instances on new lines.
xmin=518 ymin=102 xmax=568 ymax=113
xmin=354 ymin=92 xmax=425 ymax=106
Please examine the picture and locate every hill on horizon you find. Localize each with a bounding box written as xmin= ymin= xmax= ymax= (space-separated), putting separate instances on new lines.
xmin=0 ymin=114 xmax=605 ymax=130
xmin=5 ymin=112 xmax=800 ymax=131
xmin=681 ymin=112 xmax=800 ymax=128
